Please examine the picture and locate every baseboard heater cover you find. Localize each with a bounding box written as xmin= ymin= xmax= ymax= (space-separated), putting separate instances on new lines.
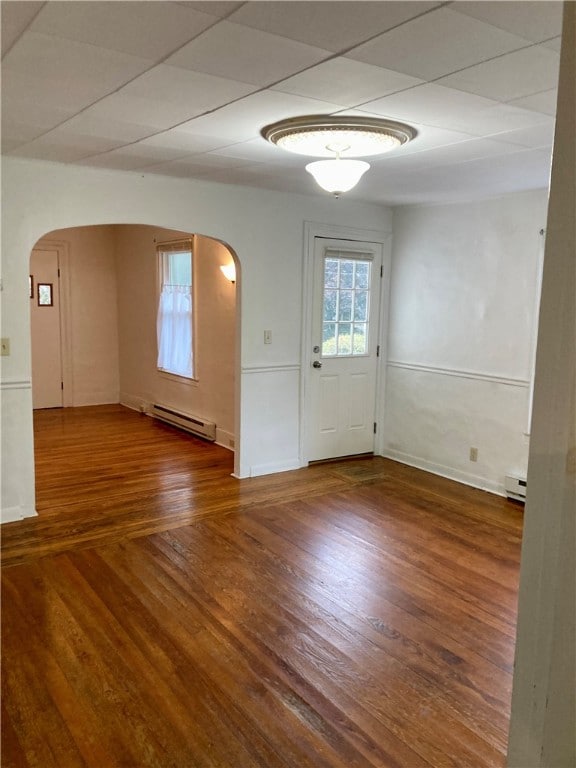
xmin=150 ymin=404 xmax=216 ymax=441
xmin=505 ymin=474 xmax=527 ymax=503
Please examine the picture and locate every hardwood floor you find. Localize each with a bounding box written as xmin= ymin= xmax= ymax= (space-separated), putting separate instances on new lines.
xmin=1 ymin=405 xmax=524 ymax=767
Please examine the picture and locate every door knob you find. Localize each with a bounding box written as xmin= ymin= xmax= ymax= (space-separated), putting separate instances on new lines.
xmin=312 ymin=360 xmax=322 ymax=368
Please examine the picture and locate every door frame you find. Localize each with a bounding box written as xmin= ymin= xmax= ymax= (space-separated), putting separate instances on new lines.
xmin=30 ymin=239 xmax=74 ymax=407
xmin=300 ymin=221 xmax=393 ymax=466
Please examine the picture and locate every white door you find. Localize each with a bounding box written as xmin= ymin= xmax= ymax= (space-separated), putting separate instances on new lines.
xmin=306 ymin=238 xmax=383 ymax=462
xmin=30 ymin=247 xmax=63 ymax=409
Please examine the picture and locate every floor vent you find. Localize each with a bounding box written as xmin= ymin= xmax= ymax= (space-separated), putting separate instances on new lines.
xmin=505 ymin=474 xmax=527 ymax=503
xmin=150 ymin=404 xmax=216 ymax=442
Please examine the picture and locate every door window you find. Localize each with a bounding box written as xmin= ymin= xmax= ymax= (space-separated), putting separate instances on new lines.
xmin=322 ymin=256 xmax=371 ymax=357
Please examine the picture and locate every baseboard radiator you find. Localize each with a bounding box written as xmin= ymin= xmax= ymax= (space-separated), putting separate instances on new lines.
xmin=150 ymin=404 xmax=216 ymax=442
xmin=505 ymin=474 xmax=527 ymax=503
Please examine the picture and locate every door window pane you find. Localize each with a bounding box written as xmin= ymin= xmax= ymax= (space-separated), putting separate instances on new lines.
xmin=354 ymin=291 xmax=368 ymax=321
xmin=323 ymin=289 xmax=337 ymax=321
xmin=340 ymin=261 xmax=354 ymax=289
xmin=338 ymin=323 xmax=352 ymax=355
xmin=322 ymin=256 xmax=372 ymax=356
xmin=325 ymin=259 xmax=339 ymax=288
xmin=355 ymin=262 xmax=369 ymax=289
xmin=338 ymin=290 xmax=353 ymax=321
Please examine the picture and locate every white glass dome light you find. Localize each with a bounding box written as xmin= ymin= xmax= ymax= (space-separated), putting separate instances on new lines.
xmin=305 ymin=158 xmax=370 ymax=196
xmin=262 ymin=115 xmax=416 ymax=196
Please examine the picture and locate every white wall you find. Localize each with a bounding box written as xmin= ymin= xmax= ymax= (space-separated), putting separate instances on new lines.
xmin=384 ymin=189 xmax=548 ymax=495
xmin=115 ymin=225 xmax=236 ymax=447
xmin=1 ymin=158 xmax=391 ymax=519
xmin=36 ymin=225 xmax=121 ymax=406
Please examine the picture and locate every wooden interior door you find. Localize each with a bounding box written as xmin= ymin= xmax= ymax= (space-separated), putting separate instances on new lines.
xmin=30 ymin=247 xmax=63 ymax=409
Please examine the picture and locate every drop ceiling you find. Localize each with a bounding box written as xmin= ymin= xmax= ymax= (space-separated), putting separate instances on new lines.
xmin=1 ymin=1 xmax=563 ymax=205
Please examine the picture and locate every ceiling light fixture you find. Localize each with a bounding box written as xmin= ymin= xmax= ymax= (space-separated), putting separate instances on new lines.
xmin=262 ymin=115 xmax=416 ymax=197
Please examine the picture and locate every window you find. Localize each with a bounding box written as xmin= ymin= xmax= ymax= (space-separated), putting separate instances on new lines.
xmin=322 ymin=256 xmax=371 ymax=356
xmin=156 ymin=239 xmax=194 ymax=378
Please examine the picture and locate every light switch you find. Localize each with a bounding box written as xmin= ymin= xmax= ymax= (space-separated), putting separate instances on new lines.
xmin=264 ymin=330 xmax=272 ymax=344
xmin=1 ymin=337 xmax=10 ymax=356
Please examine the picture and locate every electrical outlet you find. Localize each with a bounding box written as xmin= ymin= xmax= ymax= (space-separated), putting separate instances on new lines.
xmin=469 ymin=447 xmax=478 ymax=462
xmin=1 ymin=338 xmax=10 ymax=356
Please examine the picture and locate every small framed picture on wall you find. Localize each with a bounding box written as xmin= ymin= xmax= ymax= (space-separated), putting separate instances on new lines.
xmin=37 ymin=283 xmax=53 ymax=307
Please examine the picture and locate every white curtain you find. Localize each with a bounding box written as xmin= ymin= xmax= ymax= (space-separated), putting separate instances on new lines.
xmin=157 ymin=285 xmax=193 ymax=377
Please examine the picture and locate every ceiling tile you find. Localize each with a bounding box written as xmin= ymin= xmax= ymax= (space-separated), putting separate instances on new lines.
xmin=346 ymin=7 xmax=531 ymax=80
xmin=135 ymin=130 xmax=236 ymax=154
xmin=84 ymin=142 xmax=193 ymax=167
xmin=1 ymin=1 xmax=44 ymax=56
xmin=1 ymin=99 xmax=82 ymax=141
xmin=271 ymin=58 xmax=423 ymax=108
xmin=81 ymin=93 xmax=206 ymax=132
xmin=118 ymin=64 xmax=257 ymax=107
xmin=2 ymin=119 xmax=55 ymax=147
xmin=204 ymin=138 xmax=302 ymax=164
xmin=438 ymin=45 xmax=560 ymax=102
xmin=174 ymin=3 xmax=244 ymax=19
xmin=83 ymin=66 xmax=258 ymax=130
xmin=3 ymin=32 xmax=154 ymax=108
xmin=353 ymin=148 xmax=552 ymax=205
xmin=541 ymin=36 xmax=562 ymax=52
xmin=356 ymin=84 xmax=552 ymax=136
xmin=176 ymin=91 xmax=348 ymax=143
xmin=451 ymin=1 xmax=563 ymax=43
xmin=28 ymin=130 xmax=125 ymax=154
xmin=11 ymin=140 xmax=102 ymax=163
xmin=229 ymin=1 xmax=440 ymax=53
xmin=30 ymin=1 xmax=218 ymax=61
xmin=50 ymin=112 xmax=157 ymax=144
xmin=338 ymin=110 xmax=474 ymax=153
xmin=490 ymin=122 xmax=556 ymax=149
xmin=356 ymin=85 xmax=497 ymax=132
xmin=372 ymin=136 xmax=524 ymax=172
xmin=508 ymin=88 xmax=558 ymax=116
xmin=167 ymin=21 xmax=330 ymax=86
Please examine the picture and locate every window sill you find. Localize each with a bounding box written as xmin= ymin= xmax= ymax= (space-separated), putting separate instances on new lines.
xmin=157 ymin=370 xmax=198 ymax=386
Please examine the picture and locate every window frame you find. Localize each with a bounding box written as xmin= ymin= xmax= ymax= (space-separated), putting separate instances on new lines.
xmin=156 ymin=237 xmax=197 ymax=382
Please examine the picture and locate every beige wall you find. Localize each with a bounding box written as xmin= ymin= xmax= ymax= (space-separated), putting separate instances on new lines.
xmin=35 ymin=225 xmax=120 ymax=406
xmin=115 ymin=225 xmax=236 ymax=446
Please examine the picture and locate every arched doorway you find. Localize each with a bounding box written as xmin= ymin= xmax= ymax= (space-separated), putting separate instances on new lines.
xmin=29 ymin=223 xmax=241 ymax=508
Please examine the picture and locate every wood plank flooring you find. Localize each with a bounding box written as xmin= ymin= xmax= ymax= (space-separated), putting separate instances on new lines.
xmin=1 ymin=405 xmax=524 ymax=767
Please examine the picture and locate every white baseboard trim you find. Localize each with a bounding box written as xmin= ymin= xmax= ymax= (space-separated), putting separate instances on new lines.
xmin=381 ymin=448 xmax=506 ymax=497
xmin=249 ymin=459 xmax=301 ymax=478
xmin=119 ymin=394 xmax=149 ymax=414
xmin=1 ymin=505 xmax=37 ymax=524
xmin=215 ymin=428 xmax=235 ymax=452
